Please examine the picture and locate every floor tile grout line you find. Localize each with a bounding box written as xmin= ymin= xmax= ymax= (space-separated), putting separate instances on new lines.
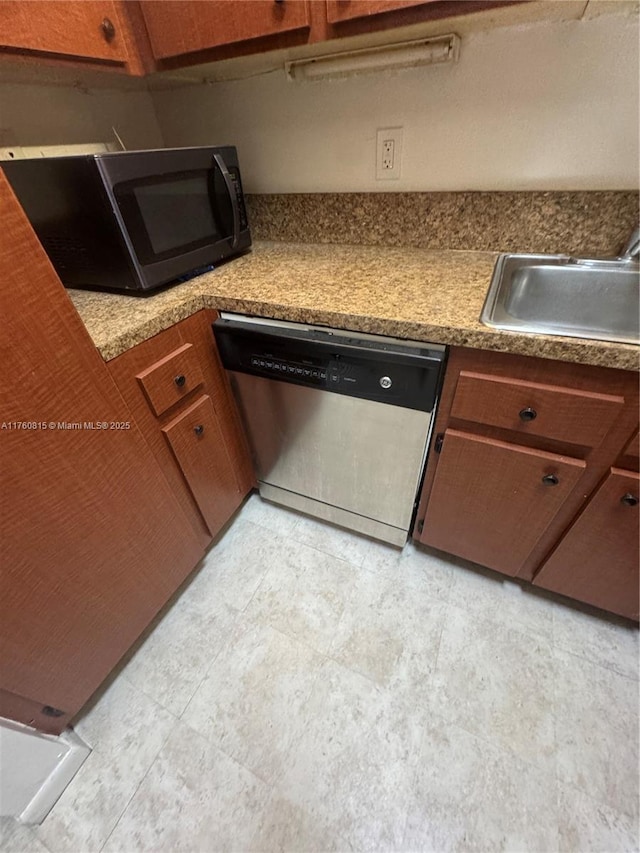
xmin=178 ymin=606 xmax=247 ymax=724
xmin=551 ymin=638 xmax=640 ymax=683
xmin=557 ymin=777 xmax=640 ymax=825
xmin=97 ymin=706 xmax=179 ymax=853
xmin=30 ymin=822 xmax=55 ymax=853
xmin=176 ymin=713 xmax=279 ymax=791
xmin=118 ymin=599 xmax=244 ymax=721
xmin=444 ymin=596 xmax=556 ymax=655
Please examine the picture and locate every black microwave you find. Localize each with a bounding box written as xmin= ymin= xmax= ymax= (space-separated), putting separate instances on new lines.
xmin=2 ymin=146 xmax=251 ymax=294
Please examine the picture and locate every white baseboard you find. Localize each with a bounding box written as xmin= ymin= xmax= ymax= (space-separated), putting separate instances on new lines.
xmin=0 ymin=718 xmax=90 ymax=824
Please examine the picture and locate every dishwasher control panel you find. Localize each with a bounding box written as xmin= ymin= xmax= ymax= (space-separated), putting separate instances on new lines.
xmin=250 ymin=356 xmax=328 ymax=382
xmin=213 ymin=315 xmax=446 ymax=413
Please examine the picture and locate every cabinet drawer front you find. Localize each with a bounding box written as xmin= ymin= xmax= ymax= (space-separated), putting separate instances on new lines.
xmin=162 ymin=395 xmax=242 ymax=537
xmin=422 ymin=429 xmax=586 ymax=577
xmin=137 ymin=343 xmax=204 ymax=417
xmin=450 ymin=371 xmax=624 ymax=447
xmin=534 ymin=468 xmax=640 ymax=620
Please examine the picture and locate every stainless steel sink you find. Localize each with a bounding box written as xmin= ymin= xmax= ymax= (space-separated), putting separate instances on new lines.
xmin=481 ymin=254 xmax=640 ymax=345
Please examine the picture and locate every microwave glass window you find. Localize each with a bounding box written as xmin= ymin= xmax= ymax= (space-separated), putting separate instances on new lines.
xmin=113 ymin=167 xmax=234 ymax=265
xmin=134 ymin=175 xmax=218 ymax=255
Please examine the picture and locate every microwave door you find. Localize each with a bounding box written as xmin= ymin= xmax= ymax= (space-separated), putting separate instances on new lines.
xmin=213 ymin=152 xmax=240 ymax=250
xmin=110 ymin=167 xmax=233 ymax=268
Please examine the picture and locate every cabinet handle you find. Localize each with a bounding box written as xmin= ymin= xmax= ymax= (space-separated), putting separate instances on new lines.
xmin=519 ymin=407 xmax=537 ymax=422
xmin=100 ymin=18 xmax=116 ymax=42
xmin=542 ymin=474 xmax=559 ymax=486
xmin=621 ymin=493 xmax=638 ymax=507
xmin=194 ymin=424 xmax=204 ymax=437
xmin=174 ymin=374 xmax=186 ymax=388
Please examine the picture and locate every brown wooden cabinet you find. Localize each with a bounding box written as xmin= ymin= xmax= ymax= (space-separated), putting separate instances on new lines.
xmin=326 ymin=0 xmax=439 ymax=24
xmin=424 ymin=429 xmax=585 ymax=577
xmin=0 ymin=0 xmax=522 ymax=75
xmin=533 ymin=467 xmax=640 ymax=620
xmin=107 ymin=311 xmax=255 ymax=547
xmin=0 ymin=1 xmax=147 ymax=74
xmin=0 ymin=170 xmax=205 ymax=734
xmin=139 ymin=0 xmax=312 ymax=63
xmin=138 ymin=0 xmax=519 ymax=70
xmin=416 ymin=347 xmax=640 ymax=619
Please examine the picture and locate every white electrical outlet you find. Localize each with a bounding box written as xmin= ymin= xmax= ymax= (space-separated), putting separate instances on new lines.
xmin=376 ymin=127 xmax=403 ymax=180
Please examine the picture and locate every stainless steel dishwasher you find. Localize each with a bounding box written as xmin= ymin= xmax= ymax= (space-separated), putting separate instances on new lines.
xmin=214 ymin=313 xmax=445 ymax=547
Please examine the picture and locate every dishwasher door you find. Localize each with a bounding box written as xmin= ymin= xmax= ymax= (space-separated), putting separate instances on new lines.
xmin=230 ymin=371 xmax=432 ymax=543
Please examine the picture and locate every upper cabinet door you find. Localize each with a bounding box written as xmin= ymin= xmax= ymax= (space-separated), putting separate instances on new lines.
xmin=140 ymin=0 xmax=311 ymax=60
xmin=326 ymin=0 xmax=438 ymax=24
xmin=0 ymin=1 xmax=130 ymax=62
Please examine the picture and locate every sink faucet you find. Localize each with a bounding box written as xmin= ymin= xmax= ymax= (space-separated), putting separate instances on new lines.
xmin=619 ymin=225 xmax=640 ymax=261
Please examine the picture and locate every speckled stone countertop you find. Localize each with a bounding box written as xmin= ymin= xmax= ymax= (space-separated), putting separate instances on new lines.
xmin=68 ymin=241 xmax=639 ymax=371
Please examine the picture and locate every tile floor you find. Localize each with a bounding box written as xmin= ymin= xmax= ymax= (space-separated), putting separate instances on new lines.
xmin=2 ymin=493 xmax=639 ymax=853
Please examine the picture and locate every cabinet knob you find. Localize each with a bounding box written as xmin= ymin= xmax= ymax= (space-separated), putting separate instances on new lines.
xmin=621 ymin=493 xmax=638 ymax=507
xmin=542 ymin=474 xmax=559 ymax=486
xmin=194 ymin=424 xmax=204 ymax=437
xmin=519 ymin=407 xmax=537 ymax=422
xmin=174 ymin=374 xmax=186 ymax=388
xmin=100 ymin=17 xmax=116 ymax=42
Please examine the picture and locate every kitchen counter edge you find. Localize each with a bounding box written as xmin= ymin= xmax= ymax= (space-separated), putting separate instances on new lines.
xmin=67 ymin=241 xmax=640 ymax=372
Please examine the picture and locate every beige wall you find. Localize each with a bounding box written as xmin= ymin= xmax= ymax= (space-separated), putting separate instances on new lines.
xmin=0 ymin=83 xmax=163 ymax=151
xmin=152 ymin=10 xmax=639 ymax=193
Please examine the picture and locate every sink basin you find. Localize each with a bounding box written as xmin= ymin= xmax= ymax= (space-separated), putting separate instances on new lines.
xmin=481 ymin=254 xmax=640 ymax=345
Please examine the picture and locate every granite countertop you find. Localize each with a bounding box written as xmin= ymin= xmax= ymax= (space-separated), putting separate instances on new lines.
xmin=68 ymin=241 xmax=639 ymax=370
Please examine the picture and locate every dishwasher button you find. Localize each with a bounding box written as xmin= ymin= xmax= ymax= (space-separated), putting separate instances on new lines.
xmin=379 ymin=376 xmax=392 ymax=389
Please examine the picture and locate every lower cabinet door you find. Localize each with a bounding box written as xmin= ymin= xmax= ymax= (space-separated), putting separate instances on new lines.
xmin=163 ymin=395 xmax=244 ymax=537
xmin=533 ymin=468 xmax=640 ymax=620
xmin=420 ymin=429 xmax=586 ymax=577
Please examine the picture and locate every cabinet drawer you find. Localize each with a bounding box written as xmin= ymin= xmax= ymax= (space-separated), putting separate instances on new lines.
xmin=450 ymin=371 xmax=624 ymax=447
xmin=137 ymin=343 xmax=204 ymax=417
xmin=162 ymin=395 xmax=242 ymax=537
xmin=422 ymin=429 xmax=586 ymax=577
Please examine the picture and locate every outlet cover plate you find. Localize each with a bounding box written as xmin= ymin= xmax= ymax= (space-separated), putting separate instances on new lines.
xmin=376 ymin=127 xmax=403 ymax=180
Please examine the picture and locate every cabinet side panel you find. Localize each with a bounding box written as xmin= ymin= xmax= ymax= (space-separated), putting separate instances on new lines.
xmin=0 ymin=171 xmax=203 ymax=723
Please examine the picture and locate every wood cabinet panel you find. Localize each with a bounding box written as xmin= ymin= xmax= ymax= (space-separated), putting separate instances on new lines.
xmin=326 ymin=0 xmax=438 ymax=24
xmin=108 ymin=311 xmax=255 ymax=545
xmin=450 ymin=371 xmax=624 ymax=448
xmin=162 ymin=395 xmax=244 ymax=536
xmin=533 ymin=468 xmax=640 ymax=620
xmin=0 ymin=1 xmax=129 ymax=62
xmin=137 ymin=342 xmax=204 ymax=417
xmin=621 ymin=430 xmax=639 ymax=466
xmin=422 ymin=429 xmax=585 ymax=577
xmin=0 ymin=170 xmax=204 ymax=733
xmin=108 ymin=326 xmax=212 ymax=546
xmin=415 ymin=347 xmax=639 ymax=590
xmin=140 ymin=0 xmax=311 ymax=60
